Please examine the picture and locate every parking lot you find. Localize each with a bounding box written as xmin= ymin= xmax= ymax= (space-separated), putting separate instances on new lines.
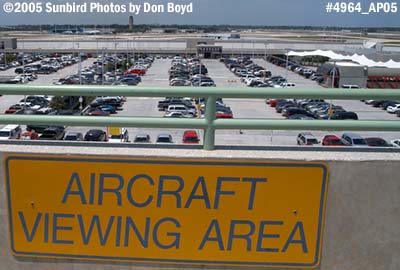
xmin=1 ymin=57 xmax=399 ymax=146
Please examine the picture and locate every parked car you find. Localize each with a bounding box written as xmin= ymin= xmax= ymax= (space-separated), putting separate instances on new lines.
xmin=133 ymin=133 xmax=151 ymax=143
xmin=182 ymin=130 xmax=200 ymax=144
xmin=86 ymin=109 xmax=111 ymax=116
xmin=26 ymin=125 xmax=59 ymax=133
xmin=156 ymin=133 xmax=173 ymax=143
xmin=330 ymin=111 xmax=358 ymax=120
xmin=38 ymin=126 xmax=65 ymax=140
xmin=296 ymin=132 xmax=319 ymax=145
xmin=91 ymin=105 xmax=116 ymax=114
xmin=282 ymin=108 xmax=310 ymax=118
xmin=164 ymin=111 xmax=193 ymax=118
xmin=20 ymin=131 xmax=39 ymax=140
xmin=322 ymin=135 xmax=346 ymax=146
xmin=341 ymin=133 xmax=368 ymax=147
xmin=84 ymin=129 xmax=107 ymax=141
xmin=386 ymin=104 xmax=400 ymax=113
xmin=63 ymin=132 xmax=84 ymax=141
xmin=364 ymin=137 xmax=392 ymax=147
xmin=0 ymin=125 xmax=22 ymax=140
xmin=216 ymin=111 xmax=233 ymax=118
xmin=391 ymin=139 xmax=400 ymax=147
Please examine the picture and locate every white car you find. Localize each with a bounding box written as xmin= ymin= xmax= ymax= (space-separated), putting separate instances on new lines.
xmin=386 ymin=104 xmax=400 ymax=113
xmin=164 ymin=112 xmax=194 ymax=118
xmin=15 ymin=102 xmax=41 ymax=110
xmin=391 ymin=139 xmax=400 ymax=147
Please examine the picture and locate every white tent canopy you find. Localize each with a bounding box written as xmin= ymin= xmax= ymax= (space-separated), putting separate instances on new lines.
xmin=287 ymin=50 xmax=400 ymax=68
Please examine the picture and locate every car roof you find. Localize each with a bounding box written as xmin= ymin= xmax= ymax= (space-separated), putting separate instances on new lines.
xmin=324 ymin=134 xmax=340 ymax=139
xmin=65 ymin=132 xmax=82 ymax=136
xmin=183 ymin=130 xmax=198 ymax=136
xmin=365 ymin=137 xmax=386 ymax=141
xmin=1 ymin=125 xmax=20 ymax=131
xmin=342 ymin=133 xmax=363 ymax=138
xmin=158 ymin=133 xmax=171 ymax=137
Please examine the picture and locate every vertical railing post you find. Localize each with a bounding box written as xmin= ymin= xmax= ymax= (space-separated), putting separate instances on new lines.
xmin=203 ymin=96 xmax=216 ymax=150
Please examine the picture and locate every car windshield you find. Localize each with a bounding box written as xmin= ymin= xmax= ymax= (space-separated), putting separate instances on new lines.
xmin=64 ymin=135 xmax=78 ymax=140
xmin=0 ymin=131 xmax=10 ymax=137
xmin=110 ymin=135 xmax=122 ymax=139
xmin=157 ymin=137 xmax=171 ymax=142
xmin=308 ymin=139 xmax=318 ymax=144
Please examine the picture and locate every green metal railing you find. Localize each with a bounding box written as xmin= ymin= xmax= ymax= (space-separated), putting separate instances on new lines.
xmin=1 ymin=84 xmax=400 ymax=150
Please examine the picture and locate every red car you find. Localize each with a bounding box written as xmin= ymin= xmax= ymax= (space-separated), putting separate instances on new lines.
xmin=216 ymin=112 xmax=233 ymax=118
xmin=182 ymin=130 xmax=200 ymax=144
xmin=86 ymin=110 xmax=110 ymax=116
xmin=124 ymin=67 xmax=146 ymax=76
xmin=322 ymin=135 xmax=346 ymax=146
xmin=5 ymin=108 xmax=19 ymax=114
xmin=20 ymin=131 xmax=39 ymax=140
xmin=269 ymin=99 xmax=285 ymax=107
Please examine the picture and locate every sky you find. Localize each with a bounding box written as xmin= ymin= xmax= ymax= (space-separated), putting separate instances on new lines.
xmin=0 ymin=0 xmax=399 ymax=27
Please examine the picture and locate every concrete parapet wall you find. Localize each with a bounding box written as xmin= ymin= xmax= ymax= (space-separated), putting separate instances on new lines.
xmin=0 ymin=145 xmax=399 ymax=270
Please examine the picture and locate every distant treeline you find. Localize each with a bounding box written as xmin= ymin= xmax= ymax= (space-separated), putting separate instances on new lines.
xmin=1 ymin=24 xmax=399 ymax=33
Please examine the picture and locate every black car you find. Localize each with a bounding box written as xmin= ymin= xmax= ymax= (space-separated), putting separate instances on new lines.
xmin=275 ymin=101 xmax=296 ymax=113
xmin=84 ymin=129 xmax=107 ymax=141
xmin=134 ymin=133 xmax=151 ymax=143
xmin=156 ymin=133 xmax=173 ymax=143
xmin=38 ymin=126 xmax=65 ymax=140
xmin=27 ymin=125 xmax=64 ymax=133
xmin=330 ymin=111 xmax=358 ymax=120
xmin=282 ymin=108 xmax=311 ymax=118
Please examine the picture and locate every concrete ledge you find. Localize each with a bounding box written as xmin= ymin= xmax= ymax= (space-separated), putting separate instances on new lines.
xmin=0 ymin=145 xmax=399 ymax=270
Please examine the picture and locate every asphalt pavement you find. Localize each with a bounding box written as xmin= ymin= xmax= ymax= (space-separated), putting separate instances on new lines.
xmin=0 ymin=58 xmax=399 ymax=146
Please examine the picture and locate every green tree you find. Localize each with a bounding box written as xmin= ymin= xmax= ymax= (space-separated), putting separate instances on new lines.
xmin=49 ymin=96 xmax=66 ymax=111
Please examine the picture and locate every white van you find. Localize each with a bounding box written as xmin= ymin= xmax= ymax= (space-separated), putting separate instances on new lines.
xmin=0 ymin=125 xmax=22 ymax=140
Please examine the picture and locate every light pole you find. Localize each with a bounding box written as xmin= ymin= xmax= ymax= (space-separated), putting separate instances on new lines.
xmin=77 ymin=43 xmax=82 ymax=85
xmin=264 ymin=43 xmax=267 ymax=61
xmin=114 ymin=42 xmax=117 ymax=75
xmin=252 ymin=41 xmax=255 ymax=59
xmin=101 ymin=47 xmax=106 ymax=85
xmin=328 ymin=61 xmax=336 ymax=120
xmin=285 ymin=48 xmax=290 ymax=83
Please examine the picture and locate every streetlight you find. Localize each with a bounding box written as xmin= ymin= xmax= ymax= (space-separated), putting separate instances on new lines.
xmin=114 ymin=42 xmax=118 ymax=75
xmin=328 ymin=61 xmax=337 ymax=120
xmin=285 ymin=48 xmax=290 ymax=83
xmin=101 ymin=47 xmax=107 ymax=85
xmin=76 ymin=43 xmax=82 ymax=85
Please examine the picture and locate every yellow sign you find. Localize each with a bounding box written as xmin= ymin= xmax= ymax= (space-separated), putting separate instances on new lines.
xmin=107 ymin=127 xmax=121 ymax=136
xmin=4 ymin=155 xmax=328 ymax=269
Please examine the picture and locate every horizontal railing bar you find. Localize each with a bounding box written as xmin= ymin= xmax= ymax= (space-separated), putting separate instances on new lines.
xmin=0 ymin=115 xmax=208 ymax=129
xmin=214 ymin=119 xmax=400 ymax=131
xmin=1 ymin=115 xmax=399 ymax=132
xmin=1 ymin=85 xmax=400 ymax=100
